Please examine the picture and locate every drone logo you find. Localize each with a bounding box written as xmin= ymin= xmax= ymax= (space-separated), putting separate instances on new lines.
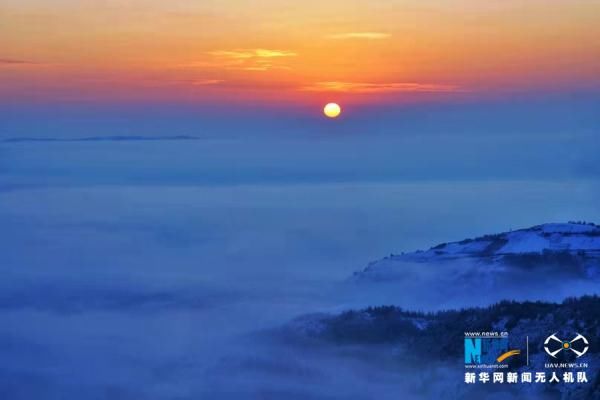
xmin=544 ymin=333 xmax=589 ymax=358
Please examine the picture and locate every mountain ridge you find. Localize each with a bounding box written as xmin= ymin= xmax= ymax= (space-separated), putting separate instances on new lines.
xmin=355 ymin=222 xmax=600 ymax=280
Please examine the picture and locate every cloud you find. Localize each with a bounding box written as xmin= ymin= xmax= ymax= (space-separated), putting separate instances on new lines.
xmin=176 ymin=49 xmax=296 ymax=72
xmin=300 ymin=81 xmax=460 ymax=93
xmin=327 ymin=32 xmax=391 ymax=40
xmin=176 ymin=61 xmax=222 ymax=68
xmin=0 ymin=58 xmax=36 ymax=65
xmin=0 ymin=282 xmax=236 ymax=314
xmin=191 ymin=79 xmax=224 ymax=86
xmin=208 ymin=49 xmax=297 ymax=59
xmin=204 ymin=48 xmax=297 ymax=71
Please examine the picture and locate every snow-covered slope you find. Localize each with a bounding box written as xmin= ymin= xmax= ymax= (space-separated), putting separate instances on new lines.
xmin=356 ymin=222 xmax=600 ymax=280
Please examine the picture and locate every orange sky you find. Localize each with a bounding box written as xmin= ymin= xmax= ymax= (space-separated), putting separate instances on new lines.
xmin=1 ymin=0 xmax=599 ymax=105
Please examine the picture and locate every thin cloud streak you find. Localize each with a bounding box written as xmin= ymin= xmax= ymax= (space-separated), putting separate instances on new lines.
xmin=208 ymin=49 xmax=297 ymax=59
xmin=196 ymin=48 xmax=298 ymax=72
xmin=0 ymin=58 xmax=37 ymax=65
xmin=191 ymin=79 xmax=224 ymax=86
xmin=300 ymin=81 xmax=460 ymax=93
xmin=327 ymin=32 xmax=391 ymax=40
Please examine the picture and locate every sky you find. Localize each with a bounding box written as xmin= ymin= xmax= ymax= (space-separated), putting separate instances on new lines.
xmin=0 ymin=0 xmax=598 ymax=243
xmin=1 ymin=0 xmax=599 ymax=109
xmin=1 ymin=2 xmax=600 ymax=398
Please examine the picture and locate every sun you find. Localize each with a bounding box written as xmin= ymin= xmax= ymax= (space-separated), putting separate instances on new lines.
xmin=323 ymin=102 xmax=341 ymax=118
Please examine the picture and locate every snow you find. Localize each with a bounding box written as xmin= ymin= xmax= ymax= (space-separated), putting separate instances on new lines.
xmin=539 ymin=223 xmax=598 ymax=234
xmin=358 ymin=222 xmax=600 ymax=277
xmin=412 ymin=318 xmax=430 ymax=330
xmin=498 ymin=230 xmax=549 ymax=253
xmin=450 ymin=223 xmax=600 ymax=255
xmin=500 ymin=224 xmax=600 ymax=254
xmin=442 ymin=240 xmax=491 ymax=254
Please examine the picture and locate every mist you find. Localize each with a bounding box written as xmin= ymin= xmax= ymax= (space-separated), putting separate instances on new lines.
xmin=1 ymin=130 xmax=599 ymax=398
